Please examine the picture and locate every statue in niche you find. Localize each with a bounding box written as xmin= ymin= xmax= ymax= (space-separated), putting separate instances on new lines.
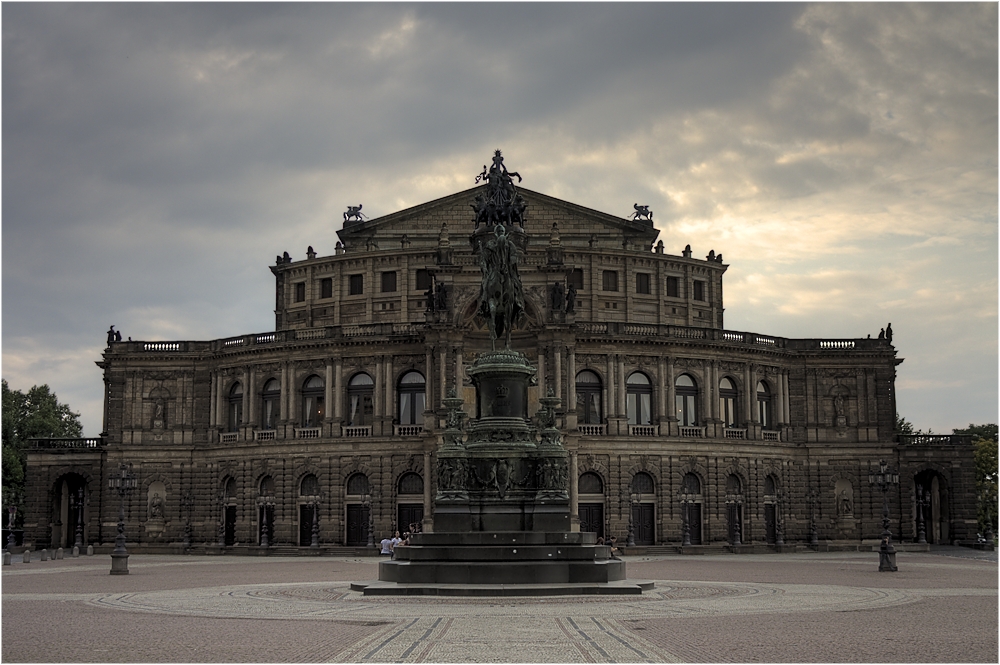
xmin=550 ymin=281 xmax=565 ymax=311
xmin=565 ymin=283 xmax=577 ymax=314
xmin=833 ymin=393 xmax=847 ymax=428
xmin=839 ymin=489 xmax=853 ymax=516
xmin=425 ymin=282 xmax=436 ymax=312
xmin=435 ymin=282 xmax=448 ymax=312
xmin=149 ymin=493 xmax=164 ymax=519
xmin=153 ymin=400 xmax=165 ymax=429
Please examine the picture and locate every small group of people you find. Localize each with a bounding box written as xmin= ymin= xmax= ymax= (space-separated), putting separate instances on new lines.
xmin=379 ymin=523 xmax=423 ymax=559
xmin=595 ymin=535 xmax=620 ymax=558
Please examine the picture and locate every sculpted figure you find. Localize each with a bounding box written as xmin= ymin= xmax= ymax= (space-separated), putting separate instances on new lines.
xmin=107 ymin=326 xmax=117 ymax=345
xmin=149 ymin=493 xmax=164 ymax=519
xmin=550 ymin=281 xmax=565 ymax=311
xmin=344 ymin=205 xmax=364 ymax=223
xmin=631 ymin=204 xmax=653 ymax=221
xmin=477 ymin=225 xmax=525 ymax=348
xmin=566 ymin=283 xmax=577 ymax=314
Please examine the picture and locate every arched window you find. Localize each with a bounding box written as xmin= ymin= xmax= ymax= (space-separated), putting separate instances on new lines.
xmin=261 ymin=379 xmax=280 ymax=430
xmin=227 ymin=383 xmax=243 ymax=432
xmin=347 ymin=373 xmax=374 ymax=427
xmin=719 ymin=377 xmax=738 ymax=427
xmin=259 ymin=475 xmax=275 ymax=497
xmin=397 ymin=472 xmax=423 ymax=495
xmin=626 ymin=372 xmax=652 ymax=426
xmin=346 ymin=473 xmax=370 ymax=496
xmin=631 ymin=471 xmax=655 ymax=495
xmin=398 ymin=371 xmax=426 ymax=425
xmin=223 ymin=477 xmax=237 ymax=500
xmin=576 ymin=370 xmax=603 ymax=425
xmin=675 ymin=374 xmax=698 ymax=426
xmin=301 ymin=375 xmax=325 ymax=427
xmin=579 ymin=472 xmax=604 ymax=495
xmin=726 ymin=474 xmax=742 ymax=495
xmin=764 ymin=474 xmax=777 ymax=497
xmin=681 ymin=472 xmax=701 ymax=495
xmin=757 ymin=380 xmax=772 ymax=429
xmin=300 ymin=474 xmax=319 ymax=497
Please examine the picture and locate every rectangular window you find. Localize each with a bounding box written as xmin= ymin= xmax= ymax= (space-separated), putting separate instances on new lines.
xmin=349 ymin=274 xmax=364 ymax=295
xmin=381 ymin=271 xmax=397 ymax=293
xmin=294 ymin=282 xmax=306 ymax=303
xmin=693 ymin=280 xmax=705 ymax=301
xmin=636 ymin=273 xmax=651 ymax=294
xmin=666 ymin=276 xmax=680 ymax=298
xmin=415 ymin=269 xmax=432 ymax=291
xmin=602 ymin=270 xmax=618 ymax=292
xmin=569 ymin=268 xmax=584 ymax=290
xmin=320 ymin=278 xmax=333 ymax=299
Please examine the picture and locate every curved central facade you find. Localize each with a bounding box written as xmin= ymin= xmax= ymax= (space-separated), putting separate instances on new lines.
xmin=24 ymin=167 xmax=976 ymax=552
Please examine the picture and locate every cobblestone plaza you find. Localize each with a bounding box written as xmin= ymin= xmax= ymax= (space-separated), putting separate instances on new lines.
xmin=3 ymin=549 xmax=996 ymax=662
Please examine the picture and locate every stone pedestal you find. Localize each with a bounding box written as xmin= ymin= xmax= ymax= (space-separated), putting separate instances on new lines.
xmin=110 ymin=552 xmax=130 ymax=575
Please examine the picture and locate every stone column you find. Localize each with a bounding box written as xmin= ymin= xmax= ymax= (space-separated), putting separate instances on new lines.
xmin=423 ymin=451 xmax=433 ymax=531
xmin=217 ymin=373 xmax=227 ymax=429
xmin=605 ymin=355 xmax=614 ymax=421
xmin=374 ymin=357 xmax=384 ymax=419
xmin=454 ymin=348 xmax=463 ymax=393
xmin=617 ymin=355 xmax=626 ymax=417
xmin=657 ymin=356 xmax=667 ymax=425
xmin=570 ymin=451 xmax=579 ymax=531
xmin=385 ymin=355 xmax=394 ymax=423
xmin=242 ymin=367 xmax=250 ymax=427
xmin=700 ymin=360 xmax=711 ymax=427
xmin=567 ymin=348 xmax=577 ymax=406
xmin=666 ymin=356 xmax=675 ymax=425
xmin=209 ymin=371 xmax=218 ymax=428
xmin=439 ymin=346 xmax=448 ymax=404
xmin=537 ymin=347 xmax=546 ymax=394
xmin=782 ymin=371 xmax=791 ymax=427
xmin=280 ymin=364 xmax=289 ymax=422
xmin=744 ymin=363 xmax=753 ymax=425
xmin=288 ymin=365 xmax=299 ymax=428
xmin=774 ymin=370 xmax=784 ymax=425
xmin=424 ymin=347 xmax=434 ymax=430
xmin=555 ymin=346 xmax=562 ymax=404
xmin=334 ymin=359 xmax=343 ymax=420
xmin=325 ymin=361 xmax=334 ymax=435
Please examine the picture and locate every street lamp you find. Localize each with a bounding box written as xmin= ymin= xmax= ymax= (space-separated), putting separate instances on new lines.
xmin=726 ymin=493 xmax=742 ymax=546
xmin=868 ymin=459 xmax=899 ymax=572
xmin=626 ymin=491 xmax=641 ymax=547
xmin=361 ymin=487 xmax=378 ymax=548
xmin=216 ymin=488 xmax=227 ymax=546
xmin=256 ymin=495 xmax=274 ymax=548
xmin=915 ymin=485 xmax=928 ymax=545
xmin=180 ymin=492 xmax=195 ymax=548
xmin=304 ymin=495 xmax=322 ymax=548
xmin=807 ymin=489 xmax=819 ymax=548
xmin=72 ymin=488 xmax=85 ymax=552
xmin=108 ymin=462 xmax=137 ymax=575
xmin=774 ymin=489 xmax=784 ymax=546
xmin=6 ymin=503 xmax=18 ymax=553
xmin=680 ymin=491 xmax=692 ymax=548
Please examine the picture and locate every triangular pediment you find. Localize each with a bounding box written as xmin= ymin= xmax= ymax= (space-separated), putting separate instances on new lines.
xmin=336 ymin=185 xmax=660 ymax=252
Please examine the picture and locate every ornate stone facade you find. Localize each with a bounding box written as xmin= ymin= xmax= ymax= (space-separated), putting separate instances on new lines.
xmin=24 ymin=173 xmax=977 ymax=550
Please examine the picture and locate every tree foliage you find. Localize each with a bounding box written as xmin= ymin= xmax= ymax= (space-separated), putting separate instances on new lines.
xmin=2 ymin=380 xmax=83 ymax=515
xmin=954 ymin=424 xmax=999 ymax=537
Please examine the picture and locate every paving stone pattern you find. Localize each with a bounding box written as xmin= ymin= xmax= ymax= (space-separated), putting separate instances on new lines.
xmin=2 ymin=550 xmax=996 ymax=663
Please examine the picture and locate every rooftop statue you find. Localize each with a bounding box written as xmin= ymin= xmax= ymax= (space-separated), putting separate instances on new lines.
xmin=631 ymin=204 xmax=653 ymax=222
xmin=473 ymin=150 xmax=523 ymax=229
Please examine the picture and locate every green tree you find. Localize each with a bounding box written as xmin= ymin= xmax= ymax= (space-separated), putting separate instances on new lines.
xmin=895 ymin=413 xmax=920 ymax=435
xmin=2 ymin=380 xmax=83 ymax=522
xmin=955 ymin=424 xmax=999 ymax=538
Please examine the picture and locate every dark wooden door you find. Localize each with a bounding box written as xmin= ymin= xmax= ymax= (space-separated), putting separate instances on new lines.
xmin=346 ymin=504 xmax=370 ymax=546
xmin=397 ymin=504 xmax=423 ymax=534
xmin=299 ymin=504 xmax=315 ymax=546
xmin=765 ymin=504 xmax=776 ymax=544
xmin=687 ymin=503 xmax=702 ymax=545
xmin=632 ymin=503 xmax=655 ymax=545
xmin=224 ymin=506 xmax=236 ymax=546
xmin=579 ymin=503 xmax=604 ymax=538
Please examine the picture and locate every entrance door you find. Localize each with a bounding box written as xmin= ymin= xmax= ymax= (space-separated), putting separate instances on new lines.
xmin=687 ymin=503 xmax=703 ymax=545
xmin=224 ymin=506 xmax=236 ymax=546
xmin=299 ymin=504 xmax=315 ymax=546
xmin=632 ymin=503 xmax=655 ymax=545
xmin=579 ymin=503 xmax=604 ymax=538
xmin=397 ymin=504 xmax=423 ymax=534
xmin=764 ymin=504 xmax=776 ymax=544
xmin=346 ymin=504 xmax=370 ymax=546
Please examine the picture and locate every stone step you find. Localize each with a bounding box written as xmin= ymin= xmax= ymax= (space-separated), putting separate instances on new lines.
xmin=353 ymin=579 xmax=655 ymax=597
xmin=412 ymin=531 xmax=597 ymax=546
xmin=378 ymin=558 xmax=626 ymax=585
xmin=395 ymin=544 xmax=612 ymax=562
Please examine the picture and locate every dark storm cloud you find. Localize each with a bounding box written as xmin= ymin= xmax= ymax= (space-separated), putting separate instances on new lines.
xmin=2 ymin=3 xmax=995 ymax=435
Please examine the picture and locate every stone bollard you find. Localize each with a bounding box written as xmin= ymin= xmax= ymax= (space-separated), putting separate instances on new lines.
xmin=72 ymin=546 xmax=80 ymax=558
xmin=56 ymin=548 xmax=64 ymax=560
xmin=3 ymin=552 xmax=10 ymax=565
xmin=22 ymin=549 xmax=31 ymax=563
xmin=87 ymin=545 xmax=94 ymax=556
xmin=40 ymin=549 xmax=49 ymax=561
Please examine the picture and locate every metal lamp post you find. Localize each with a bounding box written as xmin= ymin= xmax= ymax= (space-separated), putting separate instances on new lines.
xmin=72 ymin=488 xmax=85 ymax=552
xmin=680 ymin=492 xmax=692 ymax=548
xmin=304 ymin=494 xmax=321 ymax=548
xmin=916 ymin=485 xmax=928 ymax=545
xmin=217 ymin=489 xmax=227 ymax=546
xmin=6 ymin=503 xmax=18 ymax=552
xmin=727 ymin=494 xmax=742 ymax=546
xmin=108 ymin=462 xmax=137 ymax=575
xmin=256 ymin=495 xmax=274 ymax=548
xmin=626 ymin=491 xmax=642 ymax=547
xmin=774 ymin=489 xmax=785 ymax=546
xmin=180 ymin=492 xmax=195 ymax=548
xmin=868 ymin=459 xmax=899 ymax=572
xmin=361 ymin=489 xmax=376 ymax=548
xmin=808 ymin=489 xmax=819 ymax=548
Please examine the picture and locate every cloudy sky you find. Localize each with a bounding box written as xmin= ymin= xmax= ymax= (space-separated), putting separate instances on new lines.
xmin=3 ymin=3 xmax=996 ymax=437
